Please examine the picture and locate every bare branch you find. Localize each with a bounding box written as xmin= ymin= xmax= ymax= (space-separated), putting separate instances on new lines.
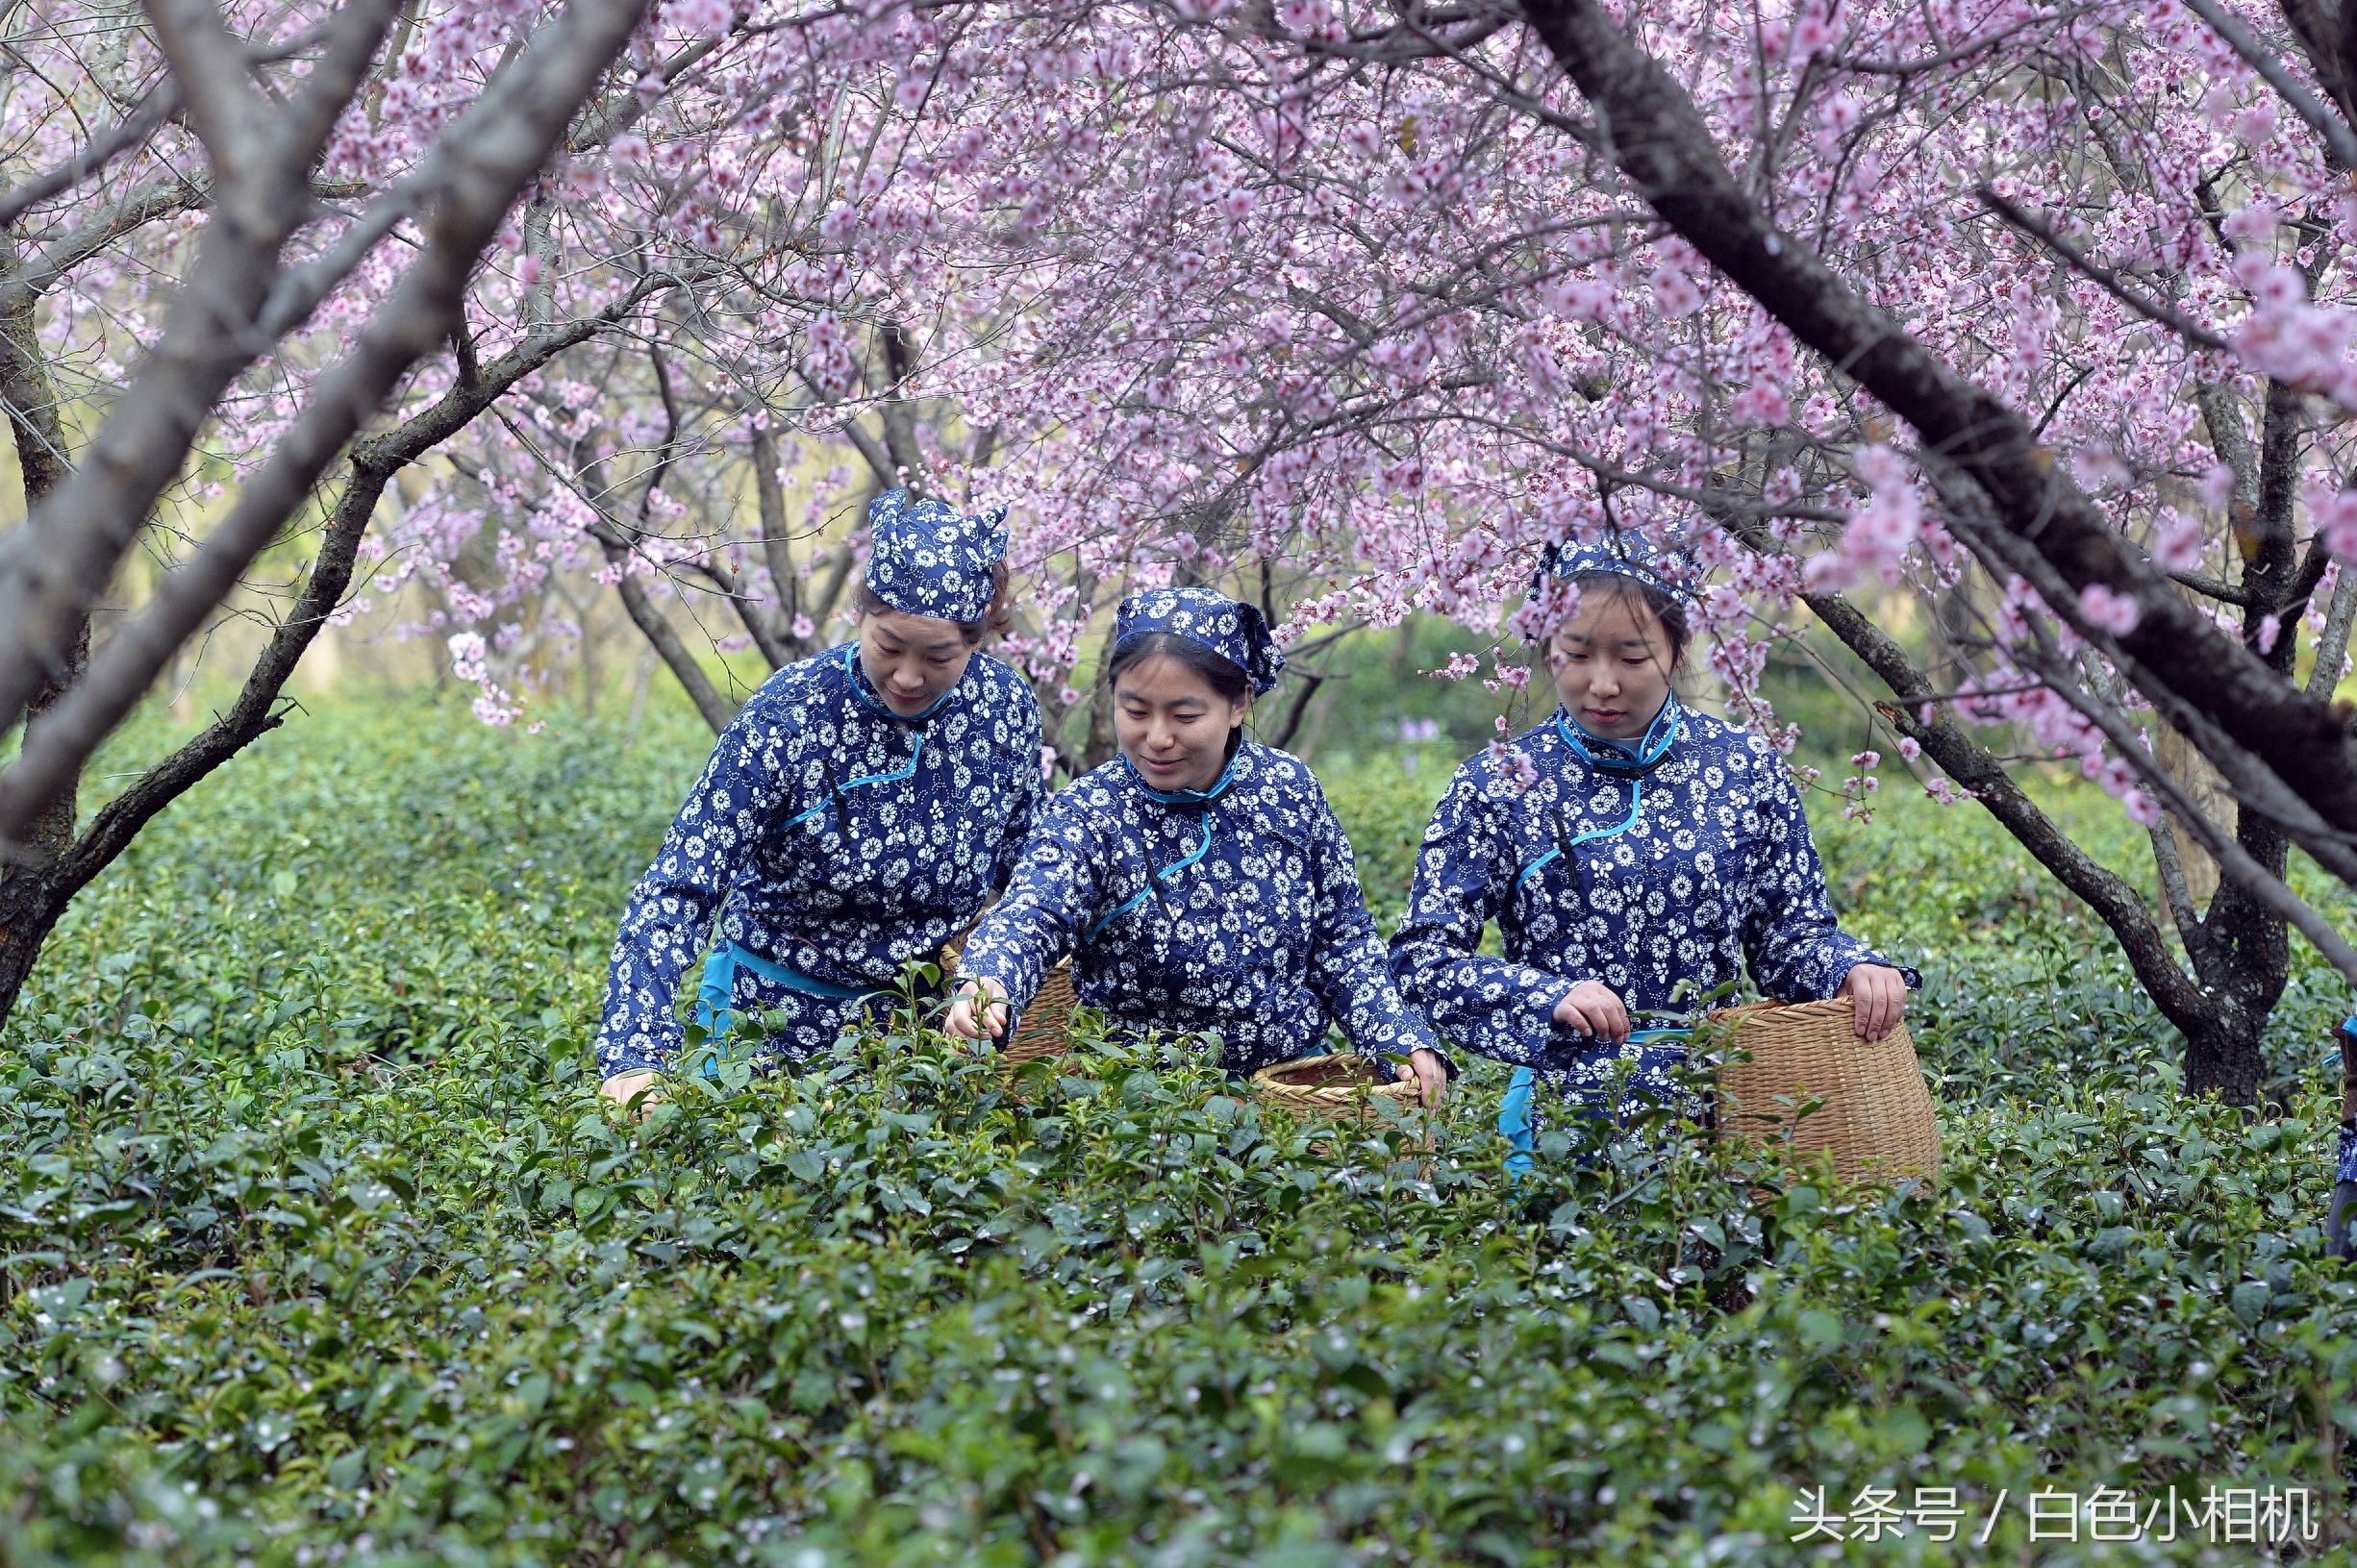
xmin=140 ymin=0 xmax=272 ymax=187
xmin=585 ymin=516 xmax=741 ymax=734
xmin=2169 ymin=569 xmax=2257 ymax=607
xmin=1264 ymin=670 xmax=1328 ymax=752
xmin=0 ymin=173 xmax=208 ymax=318
xmin=2314 ymin=560 xmax=2357 ymax=698
xmin=0 ymin=78 xmax=182 ymax=228
xmin=751 ymin=424 xmax=801 ymax=647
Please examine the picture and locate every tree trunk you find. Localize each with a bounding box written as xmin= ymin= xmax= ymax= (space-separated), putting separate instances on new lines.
xmin=0 ymin=644 xmax=86 ymax=1027
xmin=0 ymin=226 xmax=87 ymax=1024
xmin=2153 ymin=725 xmax=2228 ymax=913
xmin=2182 ymin=1007 xmax=2267 ymax=1106
xmin=0 ymin=301 xmax=647 ymax=1030
xmin=1080 ymin=613 xmax=1123 ymax=772
xmin=0 ymin=866 xmax=72 ymax=1027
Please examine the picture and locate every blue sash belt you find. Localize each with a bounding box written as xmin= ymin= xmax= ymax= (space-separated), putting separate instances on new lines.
xmin=1501 ymin=1026 xmax=1692 ymax=1175
xmin=693 ymin=939 xmax=880 ymax=1072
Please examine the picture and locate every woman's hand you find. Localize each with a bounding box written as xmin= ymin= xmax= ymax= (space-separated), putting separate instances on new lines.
xmin=601 ymin=1069 xmax=661 ymax=1119
xmin=1837 ymin=963 xmax=1908 ymax=1040
xmin=1393 ymin=1046 xmax=1450 ymax=1107
xmin=1551 ymin=980 xmax=1629 ymax=1044
xmin=945 ymin=976 xmax=1010 ymax=1041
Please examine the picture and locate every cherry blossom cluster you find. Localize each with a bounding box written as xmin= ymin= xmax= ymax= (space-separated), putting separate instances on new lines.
xmin=10 ymin=0 xmax=2347 ymax=840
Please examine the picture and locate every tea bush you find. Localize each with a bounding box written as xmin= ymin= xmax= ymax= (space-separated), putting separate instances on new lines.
xmin=2 ymin=697 xmax=2353 ymax=1566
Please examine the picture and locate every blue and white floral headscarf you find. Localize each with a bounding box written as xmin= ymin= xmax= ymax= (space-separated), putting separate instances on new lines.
xmin=864 ymin=488 xmax=1010 ymax=623
xmin=1534 ymin=529 xmax=1699 ymax=607
xmin=1114 ymin=586 xmax=1286 ymax=695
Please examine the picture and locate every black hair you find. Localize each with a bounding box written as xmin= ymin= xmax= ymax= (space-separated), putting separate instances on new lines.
xmin=1566 ymin=570 xmax=1691 ymax=668
xmin=853 ymin=560 xmax=1015 ymax=646
xmin=1105 ymin=631 xmax=1254 ymax=705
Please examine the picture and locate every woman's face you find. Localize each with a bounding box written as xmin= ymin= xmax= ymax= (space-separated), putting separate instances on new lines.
xmin=859 ymin=608 xmax=977 ymax=716
xmin=1547 ymin=587 xmax=1678 ymax=740
xmin=1114 ymin=654 xmax=1249 ymax=794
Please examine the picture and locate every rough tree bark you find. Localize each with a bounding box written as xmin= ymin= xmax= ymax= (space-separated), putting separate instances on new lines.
xmin=0 ymin=229 xmax=86 ymax=1016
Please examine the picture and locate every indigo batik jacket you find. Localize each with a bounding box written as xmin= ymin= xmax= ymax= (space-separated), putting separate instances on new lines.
xmin=595 ymin=644 xmax=1044 ymax=1077
xmin=1387 ymin=700 xmax=1912 ymax=1122
xmin=957 ymin=739 xmax=1443 ymax=1080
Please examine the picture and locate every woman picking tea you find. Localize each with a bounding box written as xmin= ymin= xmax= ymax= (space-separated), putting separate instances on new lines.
xmin=946 ymin=586 xmax=1450 ymax=1105
xmin=1388 ymin=534 xmax=1914 ymax=1139
xmin=595 ymin=489 xmax=1044 ymax=1108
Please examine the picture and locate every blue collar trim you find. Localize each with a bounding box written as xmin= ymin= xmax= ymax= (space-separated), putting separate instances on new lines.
xmin=1552 ymin=695 xmax=1681 ymax=777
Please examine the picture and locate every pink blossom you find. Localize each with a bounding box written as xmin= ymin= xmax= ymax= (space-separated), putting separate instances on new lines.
xmin=1788 ymin=13 xmax=1832 ymax=63
xmin=2077 ymin=584 xmax=2142 ymax=636
xmin=1649 ymin=263 xmax=1703 ymax=319
xmin=1731 ymin=379 xmax=1789 ymax=426
xmin=447 ymin=633 xmax=489 ymax=683
xmin=1274 ymin=0 xmax=1330 ymax=34
xmin=667 ymin=0 xmax=730 ymax=36
xmin=2150 ymin=510 xmax=2204 ymax=572
xmin=2199 ymin=464 xmax=2237 ymax=513
xmin=2319 ymin=488 xmax=2357 ymax=562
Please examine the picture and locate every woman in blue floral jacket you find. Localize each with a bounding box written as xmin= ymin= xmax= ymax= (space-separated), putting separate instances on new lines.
xmin=947 ymin=586 xmax=1450 ymax=1104
xmin=2329 ymin=1011 xmax=2357 ymax=1258
xmin=1388 ymin=535 xmax=1914 ymax=1146
xmin=595 ymin=490 xmax=1044 ymax=1109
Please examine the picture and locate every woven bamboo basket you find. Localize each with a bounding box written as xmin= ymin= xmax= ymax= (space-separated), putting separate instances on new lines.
xmin=938 ymin=930 xmax=1075 ymax=1066
xmin=1709 ymin=997 xmax=1939 ymax=1186
xmin=1002 ymin=964 xmax=1077 ymax=1065
xmin=1249 ymin=1053 xmax=1424 ymax=1126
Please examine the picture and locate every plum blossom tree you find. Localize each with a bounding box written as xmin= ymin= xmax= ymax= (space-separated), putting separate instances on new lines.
xmin=0 ymin=0 xmax=802 ymax=1024
xmin=400 ymin=0 xmax=2353 ymax=1099
xmin=9 ymin=0 xmax=2350 ymax=1100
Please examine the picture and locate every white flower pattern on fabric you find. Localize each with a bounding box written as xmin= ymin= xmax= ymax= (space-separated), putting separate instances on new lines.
xmin=1113 ymin=586 xmax=1286 ymax=693
xmin=960 ymin=740 xmax=1444 ymax=1079
xmin=864 ymin=488 xmax=1009 ymax=623
xmin=595 ymin=644 xmax=1043 ymax=1076
xmin=1387 ymin=709 xmax=1915 ymax=1123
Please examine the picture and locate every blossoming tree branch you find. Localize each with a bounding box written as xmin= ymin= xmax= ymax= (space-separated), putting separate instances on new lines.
xmin=0 ymin=0 xmax=2350 ymax=1101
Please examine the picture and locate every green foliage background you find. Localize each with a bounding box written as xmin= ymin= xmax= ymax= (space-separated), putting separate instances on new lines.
xmin=2 ymin=694 xmax=2354 ymax=1565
